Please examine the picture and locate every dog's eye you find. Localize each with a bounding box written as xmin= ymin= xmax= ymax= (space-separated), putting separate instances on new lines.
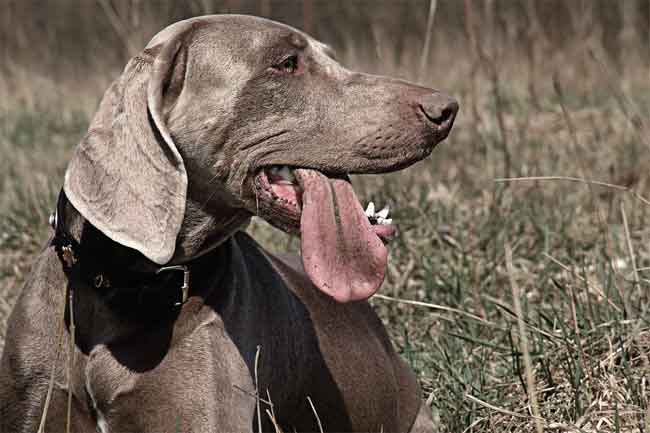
xmin=275 ymin=55 xmax=299 ymax=74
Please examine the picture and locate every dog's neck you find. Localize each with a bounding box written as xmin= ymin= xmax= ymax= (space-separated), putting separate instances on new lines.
xmin=169 ymin=175 xmax=253 ymax=264
xmin=171 ymin=196 xmax=252 ymax=264
xmin=63 ymin=192 xmax=251 ymax=267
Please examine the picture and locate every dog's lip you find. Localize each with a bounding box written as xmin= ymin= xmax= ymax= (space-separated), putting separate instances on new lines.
xmin=253 ymin=165 xmax=349 ymax=222
xmin=253 ymin=166 xmax=395 ymax=242
xmin=253 ymin=168 xmax=302 ymax=233
xmin=256 ymin=168 xmax=302 ymax=202
xmin=252 ymin=145 xmax=436 ymax=178
xmin=256 ymin=164 xmax=351 ymax=181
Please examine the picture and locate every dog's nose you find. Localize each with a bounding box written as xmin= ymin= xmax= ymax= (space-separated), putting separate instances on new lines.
xmin=418 ymin=92 xmax=458 ymax=133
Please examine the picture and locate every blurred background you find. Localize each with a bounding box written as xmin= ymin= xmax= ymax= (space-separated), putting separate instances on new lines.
xmin=1 ymin=2 xmax=650 ymax=432
xmin=2 ymin=0 xmax=649 ymax=111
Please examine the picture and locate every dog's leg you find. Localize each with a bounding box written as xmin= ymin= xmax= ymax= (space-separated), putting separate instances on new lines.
xmin=0 ymin=263 xmax=96 ymax=432
xmin=81 ymin=318 xmax=257 ymax=433
xmin=0 ymin=375 xmax=96 ymax=433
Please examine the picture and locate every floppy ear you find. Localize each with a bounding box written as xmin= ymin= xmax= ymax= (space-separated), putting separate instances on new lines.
xmin=64 ymin=23 xmax=194 ymax=264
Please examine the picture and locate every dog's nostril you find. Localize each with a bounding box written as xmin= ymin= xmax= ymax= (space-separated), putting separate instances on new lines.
xmin=433 ymin=108 xmax=454 ymax=126
xmin=418 ymin=93 xmax=459 ymax=129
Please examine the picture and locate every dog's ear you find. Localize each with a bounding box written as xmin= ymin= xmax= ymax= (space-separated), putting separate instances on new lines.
xmin=64 ymin=23 xmax=195 ymax=264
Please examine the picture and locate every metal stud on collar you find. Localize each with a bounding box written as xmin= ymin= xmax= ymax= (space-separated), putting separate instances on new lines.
xmin=48 ymin=211 xmax=58 ymax=230
xmin=156 ymin=265 xmax=190 ymax=306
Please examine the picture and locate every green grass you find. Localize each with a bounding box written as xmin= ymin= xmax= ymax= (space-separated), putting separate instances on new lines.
xmin=2 ymin=30 xmax=650 ymax=433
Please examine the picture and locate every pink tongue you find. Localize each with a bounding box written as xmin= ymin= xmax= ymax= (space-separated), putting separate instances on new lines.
xmin=295 ymin=169 xmax=387 ymax=303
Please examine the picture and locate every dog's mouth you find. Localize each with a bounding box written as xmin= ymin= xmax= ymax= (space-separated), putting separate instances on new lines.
xmin=254 ymin=166 xmax=394 ymax=303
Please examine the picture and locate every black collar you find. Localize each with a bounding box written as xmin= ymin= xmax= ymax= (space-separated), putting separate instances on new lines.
xmin=50 ymin=190 xmax=212 ymax=313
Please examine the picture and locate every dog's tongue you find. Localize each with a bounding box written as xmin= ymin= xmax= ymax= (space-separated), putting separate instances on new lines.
xmin=294 ymin=169 xmax=387 ymax=303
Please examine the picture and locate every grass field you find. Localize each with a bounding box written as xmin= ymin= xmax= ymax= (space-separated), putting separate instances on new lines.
xmin=2 ymin=2 xmax=650 ymax=432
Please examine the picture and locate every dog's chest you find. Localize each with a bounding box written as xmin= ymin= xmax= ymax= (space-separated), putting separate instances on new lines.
xmin=253 ymin=251 xmax=405 ymax=432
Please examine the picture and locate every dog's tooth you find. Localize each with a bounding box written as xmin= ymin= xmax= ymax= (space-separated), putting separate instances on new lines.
xmin=365 ymin=202 xmax=375 ymax=217
xmin=269 ymin=166 xmax=280 ymax=175
xmin=376 ymin=206 xmax=389 ymax=219
xmin=381 ymin=218 xmax=392 ymax=225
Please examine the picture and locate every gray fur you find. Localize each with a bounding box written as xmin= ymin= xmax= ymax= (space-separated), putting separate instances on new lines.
xmin=0 ymin=15 xmax=456 ymax=432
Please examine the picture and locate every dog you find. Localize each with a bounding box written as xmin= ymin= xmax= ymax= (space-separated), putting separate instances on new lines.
xmin=0 ymin=15 xmax=457 ymax=432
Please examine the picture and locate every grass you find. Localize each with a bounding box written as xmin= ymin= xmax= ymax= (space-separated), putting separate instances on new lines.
xmin=2 ymin=2 xmax=650 ymax=432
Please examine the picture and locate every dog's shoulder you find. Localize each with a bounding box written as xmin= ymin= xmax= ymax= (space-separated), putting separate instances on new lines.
xmin=4 ymin=244 xmax=66 ymax=339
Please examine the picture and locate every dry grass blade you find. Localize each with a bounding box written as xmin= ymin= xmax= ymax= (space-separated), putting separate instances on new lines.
xmin=307 ymin=396 xmax=324 ymax=433
xmin=464 ymin=393 xmax=541 ymax=420
xmin=66 ymin=286 xmax=76 ymax=433
xmin=495 ymin=176 xmax=650 ymax=207
xmin=265 ymin=409 xmax=284 ymax=433
xmin=542 ymin=253 xmax=622 ymax=312
xmin=619 ymin=203 xmax=650 ymax=416
xmin=417 ymin=0 xmax=438 ymax=83
xmin=231 ymin=384 xmax=273 ymax=406
xmin=461 ymin=417 xmax=489 ymax=433
xmin=620 ymin=203 xmax=640 ymax=295
xmin=482 ymin=295 xmax=558 ymax=340
xmin=505 ymin=243 xmax=544 ymax=433
xmin=37 ymin=286 xmax=67 ymax=433
xmin=553 ymin=76 xmax=631 ymax=317
xmin=265 ymin=390 xmax=276 ymax=425
xmin=96 ymin=0 xmax=138 ymax=57
xmin=254 ymin=345 xmax=262 ymax=433
xmin=37 ymin=338 xmax=62 ymax=433
xmin=587 ymin=46 xmax=650 ymax=149
xmin=373 ymin=293 xmax=495 ymax=326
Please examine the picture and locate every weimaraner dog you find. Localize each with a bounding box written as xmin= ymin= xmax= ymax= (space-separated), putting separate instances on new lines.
xmin=0 ymin=15 xmax=457 ymax=433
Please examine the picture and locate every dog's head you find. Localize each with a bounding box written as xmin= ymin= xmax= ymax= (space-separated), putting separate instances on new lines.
xmin=64 ymin=15 xmax=458 ymax=302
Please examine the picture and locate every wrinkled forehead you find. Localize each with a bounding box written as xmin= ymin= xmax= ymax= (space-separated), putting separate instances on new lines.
xmin=147 ymin=14 xmax=327 ymax=57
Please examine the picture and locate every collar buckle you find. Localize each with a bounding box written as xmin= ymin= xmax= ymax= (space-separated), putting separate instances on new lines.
xmin=156 ymin=265 xmax=190 ymax=306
